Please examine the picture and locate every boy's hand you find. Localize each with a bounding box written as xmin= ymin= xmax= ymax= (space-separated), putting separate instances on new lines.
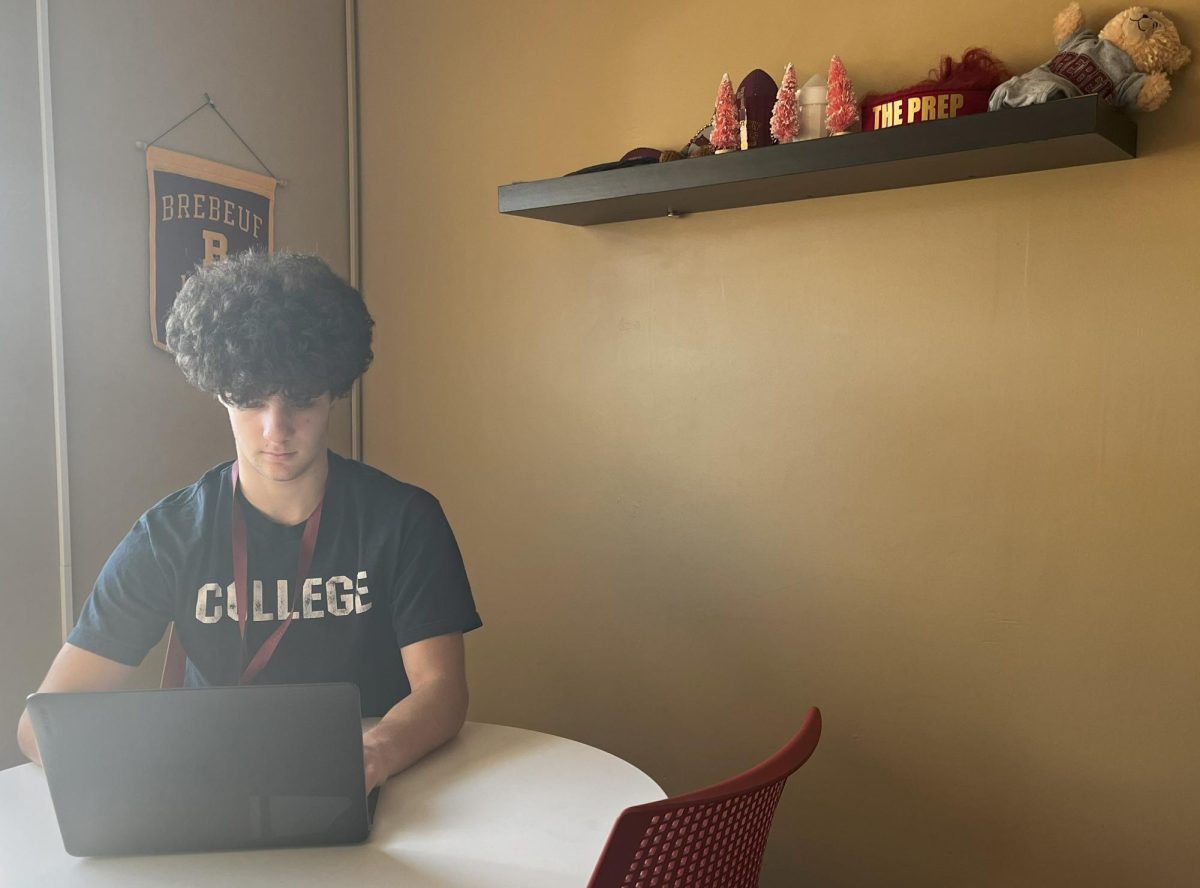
xmin=363 ymin=736 xmax=387 ymax=794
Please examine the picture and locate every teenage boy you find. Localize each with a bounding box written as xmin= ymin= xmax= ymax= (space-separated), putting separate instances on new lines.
xmin=17 ymin=251 xmax=481 ymax=792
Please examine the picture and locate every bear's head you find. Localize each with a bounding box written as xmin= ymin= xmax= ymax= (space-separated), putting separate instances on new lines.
xmin=1098 ymin=7 xmax=1191 ymax=74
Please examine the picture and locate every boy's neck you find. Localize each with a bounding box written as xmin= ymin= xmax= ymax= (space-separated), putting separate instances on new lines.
xmin=236 ymin=451 xmax=330 ymax=526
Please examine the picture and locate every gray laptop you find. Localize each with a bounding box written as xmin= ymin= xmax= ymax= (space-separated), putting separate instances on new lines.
xmin=26 ymin=683 xmax=379 ymax=856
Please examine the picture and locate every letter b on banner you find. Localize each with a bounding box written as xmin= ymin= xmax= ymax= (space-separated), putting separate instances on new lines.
xmin=202 ymin=229 xmax=228 ymax=264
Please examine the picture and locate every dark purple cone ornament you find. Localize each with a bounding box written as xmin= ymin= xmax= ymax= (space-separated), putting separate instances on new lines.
xmin=737 ymin=69 xmax=779 ymax=149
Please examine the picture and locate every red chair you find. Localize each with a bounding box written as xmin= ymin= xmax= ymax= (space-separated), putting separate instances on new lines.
xmin=586 ymin=707 xmax=822 ymax=888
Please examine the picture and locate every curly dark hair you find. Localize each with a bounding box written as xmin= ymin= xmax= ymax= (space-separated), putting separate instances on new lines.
xmin=165 ymin=251 xmax=373 ymax=405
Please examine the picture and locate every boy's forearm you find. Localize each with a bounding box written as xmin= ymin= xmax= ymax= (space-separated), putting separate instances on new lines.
xmin=15 ymin=642 xmax=138 ymax=767
xmin=16 ymin=709 xmax=42 ymax=766
xmin=361 ymin=675 xmax=468 ymax=789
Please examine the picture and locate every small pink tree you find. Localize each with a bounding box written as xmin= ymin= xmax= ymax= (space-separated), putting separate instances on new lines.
xmin=826 ymin=56 xmax=860 ymax=134
xmin=711 ymin=73 xmax=739 ymax=152
xmin=770 ymin=63 xmax=799 ymax=144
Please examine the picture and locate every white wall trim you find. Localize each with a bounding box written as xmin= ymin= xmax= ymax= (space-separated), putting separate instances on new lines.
xmin=36 ymin=0 xmax=74 ymax=642
xmin=346 ymin=0 xmax=364 ymax=461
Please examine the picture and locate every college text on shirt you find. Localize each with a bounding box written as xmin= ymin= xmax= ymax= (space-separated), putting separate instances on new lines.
xmin=194 ymin=572 xmax=371 ymax=623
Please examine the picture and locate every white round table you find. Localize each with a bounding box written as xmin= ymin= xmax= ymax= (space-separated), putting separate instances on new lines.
xmin=0 ymin=722 xmax=664 ymax=886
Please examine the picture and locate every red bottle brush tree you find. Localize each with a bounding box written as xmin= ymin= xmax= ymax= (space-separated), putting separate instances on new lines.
xmin=711 ymin=73 xmax=739 ymax=152
xmin=826 ymin=55 xmax=860 ymax=135
xmin=770 ymin=63 xmax=799 ymax=144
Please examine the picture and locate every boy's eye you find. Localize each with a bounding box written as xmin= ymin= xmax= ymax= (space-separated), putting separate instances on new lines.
xmin=289 ymin=399 xmax=316 ymax=410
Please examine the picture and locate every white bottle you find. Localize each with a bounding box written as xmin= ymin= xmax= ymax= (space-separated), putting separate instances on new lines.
xmin=795 ymin=74 xmax=828 ymax=141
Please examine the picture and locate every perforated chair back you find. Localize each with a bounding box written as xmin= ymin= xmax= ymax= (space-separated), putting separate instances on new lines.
xmin=586 ymin=707 xmax=821 ymax=888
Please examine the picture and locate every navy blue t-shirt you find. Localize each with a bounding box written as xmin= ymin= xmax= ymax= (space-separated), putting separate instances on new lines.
xmin=69 ymin=452 xmax=482 ymax=716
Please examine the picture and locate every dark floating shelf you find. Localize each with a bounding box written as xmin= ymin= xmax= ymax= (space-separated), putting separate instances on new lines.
xmin=498 ymin=95 xmax=1136 ymax=226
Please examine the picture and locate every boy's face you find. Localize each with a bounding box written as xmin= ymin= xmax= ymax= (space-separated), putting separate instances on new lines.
xmin=225 ymin=393 xmax=333 ymax=484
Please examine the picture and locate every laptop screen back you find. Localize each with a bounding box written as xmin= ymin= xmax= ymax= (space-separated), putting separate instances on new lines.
xmin=27 ymin=683 xmax=369 ymax=856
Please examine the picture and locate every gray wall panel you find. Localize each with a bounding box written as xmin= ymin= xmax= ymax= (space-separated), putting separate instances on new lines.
xmin=0 ymin=0 xmax=62 ymax=770
xmin=47 ymin=0 xmax=352 ymax=686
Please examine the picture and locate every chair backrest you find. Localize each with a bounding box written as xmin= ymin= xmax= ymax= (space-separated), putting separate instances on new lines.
xmin=586 ymin=707 xmax=821 ymax=888
xmin=160 ymin=623 xmax=186 ymax=689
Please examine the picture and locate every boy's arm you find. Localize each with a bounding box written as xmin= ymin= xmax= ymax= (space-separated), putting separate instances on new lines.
xmin=16 ymin=643 xmax=137 ymax=765
xmin=361 ymin=632 xmax=468 ymax=791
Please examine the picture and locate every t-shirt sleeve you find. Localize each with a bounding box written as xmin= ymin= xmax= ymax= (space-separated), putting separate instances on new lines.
xmin=1059 ymin=27 xmax=1091 ymax=51
xmin=67 ymin=517 xmax=175 ymax=667
xmin=1115 ymin=70 xmax=1148 ymax=109
xmin=389 ymin=493 xmax=482 ymax=649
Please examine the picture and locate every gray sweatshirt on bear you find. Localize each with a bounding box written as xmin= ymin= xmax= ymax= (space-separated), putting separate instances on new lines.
xmin=989 ymin=27 xmax=1146 ymax=110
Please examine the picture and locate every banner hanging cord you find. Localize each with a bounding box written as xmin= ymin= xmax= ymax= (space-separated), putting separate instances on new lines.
xmin=140 ymin=93 xmax=282 ymax=185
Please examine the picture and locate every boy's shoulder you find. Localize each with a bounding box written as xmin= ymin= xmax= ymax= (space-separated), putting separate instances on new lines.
xmin=331 ymin=452 xmax=441 ymax=512
xmin=138 ymin=461 xmax=231 ymax=530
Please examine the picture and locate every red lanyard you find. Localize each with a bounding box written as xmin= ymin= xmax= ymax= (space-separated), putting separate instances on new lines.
xmin=230 ymin=461 xmax=324 ymax=685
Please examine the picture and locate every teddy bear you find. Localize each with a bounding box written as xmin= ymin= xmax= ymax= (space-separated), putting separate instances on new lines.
xmin=989 ymin=4 xmax=1191 ymax=112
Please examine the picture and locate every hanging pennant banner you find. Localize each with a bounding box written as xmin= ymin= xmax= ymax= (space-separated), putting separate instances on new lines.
xmin=146 ymin=146 xmax=275 ymax=350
